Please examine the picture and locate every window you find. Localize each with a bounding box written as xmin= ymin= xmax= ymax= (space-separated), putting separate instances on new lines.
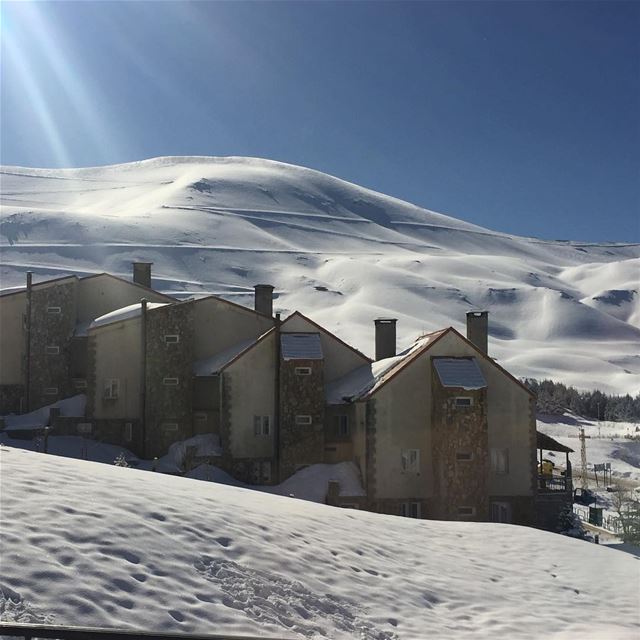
xmin=162 ymin=422 xmax=179 ymax=432
xmin=45 ymin=345 xmax=60 ymax=355
xmin=458 ymin=506 xmax=476 ymax=517
xmin=295 ymin=415 xmax=312 ymax=426
xmin=401 ymin=449 xmax=420 ymax=473
xmin=454 ymin=397 xmax=473 ymax=407
xmin=491 ymin=501 xmax=512 ymax=524
xmin=77 ymin=423 xmax=92 ymax=434
xmin=295 ymin=366 xmax=312 ymax=376
xmin=74 ymin=379 xmax=87 ymax=389
xmin=163 ymin=377 xmax=179 ymax=386
xmin=400 ymin=502 xmax=421 ymax=518
xmin=124 ymin=422 xmax=133 ymax=442
xmin=164 ymin=335 xmax=179 ymax=344
xmin=253 ymin=415 xmax=270 ymax=436
xmin=44 ymin=387 xmax=58 ymax=395
xmin=491 ymin=448 xmax=509 ymax=474
xmin=47 ymin=306 xmax=61 ymax=314
xmin=252 ymin=461 xmax=271 ymax=483
xmin=104 ymin=378 xmax=119 ymax=399
xmin=456 ymin=451 xmax=473 ymax=462
xmin=334 ymin=415 xmax=349 ymax=437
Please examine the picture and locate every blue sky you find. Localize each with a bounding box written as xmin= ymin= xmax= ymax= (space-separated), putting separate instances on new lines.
xmin=1 ymin=1 xmax=638 ymax=242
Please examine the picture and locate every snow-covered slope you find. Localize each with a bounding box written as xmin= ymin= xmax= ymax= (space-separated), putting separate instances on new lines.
xmin=1 ymin=156 xmax=638 ymax=394
xmin=1 ymin=446 xmax=638 ymax=638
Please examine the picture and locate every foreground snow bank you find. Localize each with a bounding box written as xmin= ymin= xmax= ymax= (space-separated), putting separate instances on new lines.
xmin=0 ymin=447 xmax=638 ymax=639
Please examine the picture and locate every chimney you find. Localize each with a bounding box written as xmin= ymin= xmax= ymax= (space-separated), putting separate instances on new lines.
xmin=375 ymin=318 xmax=397 ymax=360
xmin=132 ymin=262 xmax=152 ymax=289
xmin=466 ymin=310 xmax=489 ymax=354
xmin=254 ymin=284 xmax=274 ymax=317
xmin=26 ymin=271 xmax=33 ymax=290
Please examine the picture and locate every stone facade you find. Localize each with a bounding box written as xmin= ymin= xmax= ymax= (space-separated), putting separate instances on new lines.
xmin=0 ymin=384 xmax=24 ymax=414
xmin=27 ymin=280 xmax=78 ymax=410
xmin=430 ymin=362 xmax=489 ymax=521
xmin=144 ymin=303 xmax=195 ymax=458
xmin=278 ymin=357 xmax=325 ymax=481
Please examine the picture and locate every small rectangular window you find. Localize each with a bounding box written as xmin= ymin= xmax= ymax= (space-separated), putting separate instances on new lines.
xmin=401 ymin=449 xmax=420 ymax=473
xmin=335 ymin=415 xmax=349 ymax=437
xmin=162 ymin=422 xmax=179 ymax=432
xmin=124 ymin=422 xmax=133 ymax=442
xmin=44 ymin=387 xmax=58 ymax=395
xmin=163 ymin=377 xmax=179 ymax=386
xmin=455 ymin=397 xmax=473 ymax=407
xmin=399 ymin=502 xmax=421 ymax=518
xmin=104 ymin=378 xmax=119 ymax=399
xmin=458 ymin=506 xmax=476 ymax=517
xmin=47 ymin=306 xmax=61 ymax=314
xmin=456 ymin=451 xmax=473 ymax=462
xmin=45 ymin=345 xmax=60 ymax=355
xmin=254 ymin=415 xmax=271 ymax=435
xmin=164 ymin=335 xmax=179 ymax=344
xmin=295 ymin=415 xmax=312 ymax=426
xmin=491 ymin=448 xmax=510 ymax=474
xmin=77 ymin=422 xmax=92 ymax=434
xmin=295 ymin=366 xmax=312 ymax=376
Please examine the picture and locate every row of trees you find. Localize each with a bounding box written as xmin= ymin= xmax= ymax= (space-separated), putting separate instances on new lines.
xmin=524 ymin=378 xmax=640 ymax=422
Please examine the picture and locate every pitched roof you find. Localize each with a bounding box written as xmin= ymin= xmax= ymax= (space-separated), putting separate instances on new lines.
xmin=537 ymin=431 xmax=574 ymax=453
xmin=193 ymin=328 xmax=276 ymax=376
xmin=433 ymin=357 xmax=487 ymax=390
xmin=281 ymin=333 xmax=323 ymax=360
xmin=327 ymin=325 xmax=534 ymax=403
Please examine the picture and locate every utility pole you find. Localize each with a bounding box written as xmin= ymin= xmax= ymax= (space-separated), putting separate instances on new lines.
xmin=579 ymin=427 xmax=589 ymax=490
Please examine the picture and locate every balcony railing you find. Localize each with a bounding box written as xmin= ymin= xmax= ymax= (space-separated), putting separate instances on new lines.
xmin=538 ymin=474 xmax=572 ymax=493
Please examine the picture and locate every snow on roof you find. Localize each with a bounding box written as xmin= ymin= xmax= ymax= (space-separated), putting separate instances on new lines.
xmin=280 ymin=333 xmax=323 ymax=360
xmin=193 ymin=338 xmax=258 ymax=376
xmin=3 ymin=394 xmax=86 ymax=430
xmin=433 ymin=357 xmax=486 ymax=390
xmin=326 ymin=331 xmax=443 ymax=403
xmin=90 ymin=302 xmax=169 ymax=329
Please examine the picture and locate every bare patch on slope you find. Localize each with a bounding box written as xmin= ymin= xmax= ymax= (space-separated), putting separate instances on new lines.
xmin=194 ymin=556 xmax=397 ymax=639
xmin=0 ymin=584 xmax=53 ymax=623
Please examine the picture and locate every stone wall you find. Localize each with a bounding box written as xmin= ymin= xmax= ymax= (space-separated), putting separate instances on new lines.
xmin=144 ymin=303 xmax=195 ymax=458
xmin=431 ymin=364 xmax=489 ymax=521
xmin=278 ymin=357 xmax=325 ymax=481
xmin=0 ymin=384 xmax=24 ymax=414
xmin=28 ymin=280 xmax=78 ymax=410
xmin=365 ymin=399 xmax=377 ymax=501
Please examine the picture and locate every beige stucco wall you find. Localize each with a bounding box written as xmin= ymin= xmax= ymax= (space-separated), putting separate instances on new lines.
xmin=371 ymin=330 xmax=534 ymax=501
xmin=281 ymin=314 xmax=369 ymax=382
xmin=0 ymin=292 xmax=26 ymax=384
xmin=77 ymin=275 xmax=170 ymax=323
xmin=193 ymin=297 xmax=274 ymax=360
xmin=91 ymin=318 xmax=142 ymax=419
xmin=225 ymin=332 xmax=275 ymax=459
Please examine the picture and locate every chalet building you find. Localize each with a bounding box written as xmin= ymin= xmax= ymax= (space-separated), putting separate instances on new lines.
xmin=0 ymin=264 xmax=173 ymax=414
xmin=0 ymin=266 xmax=569 ymax=528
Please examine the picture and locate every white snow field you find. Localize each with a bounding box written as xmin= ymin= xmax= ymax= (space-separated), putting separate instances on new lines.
xmin=1 ymin=447 xmax=639 ymax=639
xmin=1 ymin=156 xmax=638 ymax=394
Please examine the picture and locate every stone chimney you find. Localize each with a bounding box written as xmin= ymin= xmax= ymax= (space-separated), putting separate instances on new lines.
xmin=466 ymin=311 xmax=489 ymax=354
xmin=375 ymin=318 xmax=397 ymax=360
xmin=254 ymin=284 xmax=274 ymax=317
xmin=132 ymin=262 xmax=152 ymax=289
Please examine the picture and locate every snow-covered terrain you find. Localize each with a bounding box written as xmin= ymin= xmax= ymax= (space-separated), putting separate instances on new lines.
xmin=1 ymin=446 xmax=638 ymax=639
xmin=1 ymin=157 xmax=638 ymax=394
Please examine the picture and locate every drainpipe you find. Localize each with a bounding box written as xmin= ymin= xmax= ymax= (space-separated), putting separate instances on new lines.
xmin=25 ymin=271 xmax=33 ymax=412
xmin=274 ymin=312 xmax=281 ymax=482
xmin=140 ymin=299 xmax=148 ymax=458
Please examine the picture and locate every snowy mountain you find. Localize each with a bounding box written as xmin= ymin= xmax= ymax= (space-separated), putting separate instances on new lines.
xmin=1 ymin=156 xmax=638 ymax=394
xmin=1 ymin=445 xmax=638 ymax=638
